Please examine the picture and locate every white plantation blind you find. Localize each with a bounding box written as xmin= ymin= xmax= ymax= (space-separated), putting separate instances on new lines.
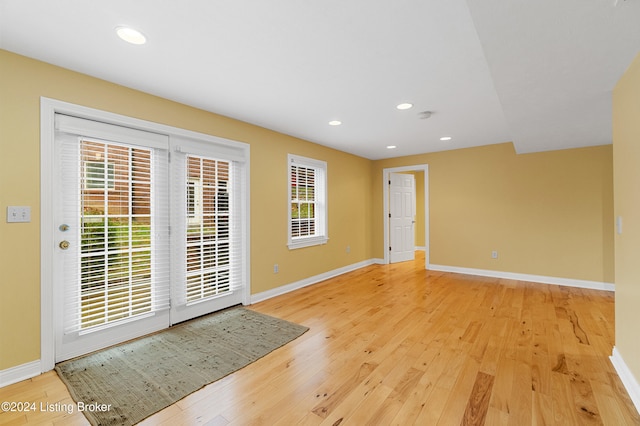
xmin=171 ymin=138 xmax=247 ymax=308
xmin=56 ymin=115 xmax=170 ymax=334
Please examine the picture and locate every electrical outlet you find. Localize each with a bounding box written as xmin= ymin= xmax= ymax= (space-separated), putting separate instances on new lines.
xmin=7 ymin=206 xmax=31 ymax=223
xmin=491 ymin=250 xmax=498 ymax=259
xmin=346 ymin=245 xmax=351 ymax=253
xmin=273 ymin=264 xmax=279 ymax=273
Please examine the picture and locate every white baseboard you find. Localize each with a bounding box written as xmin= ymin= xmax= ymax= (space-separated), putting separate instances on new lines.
xmin=0 ymin=360 xmax=41 ymax=388
xmin=610 ymin=347 xmax=640 ymax=413
xmin=250 ymin=259 xmax=376 ymax=304
xmin=428 ymin=264 xmax=614 ymax=292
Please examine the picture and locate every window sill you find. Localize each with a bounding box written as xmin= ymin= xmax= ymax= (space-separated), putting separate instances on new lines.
xmin=288 ymin=236 xmax=328 ymax=250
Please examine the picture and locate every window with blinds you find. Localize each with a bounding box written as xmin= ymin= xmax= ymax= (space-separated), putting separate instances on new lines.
xmin=79 ymin=139 xmax=159 ymax=329
xmin=185 ymin=156 xmax=232 ymax=302
xmin=288 ymin=154 xmax=328 ymax=249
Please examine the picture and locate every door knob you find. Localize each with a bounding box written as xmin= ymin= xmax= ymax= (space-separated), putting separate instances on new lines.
xmin=59 ymin=240 xmax=70 ymax=250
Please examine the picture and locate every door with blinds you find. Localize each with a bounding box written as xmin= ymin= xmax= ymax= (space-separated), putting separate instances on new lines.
xmin=53 ymin=114 xmax=246 ymax=362
xmin=169 ymin=137 xmax=245 ymax=324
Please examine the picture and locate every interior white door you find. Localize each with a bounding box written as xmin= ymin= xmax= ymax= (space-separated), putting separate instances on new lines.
xmin=389 ymin=172 xmax=416 ymax=263
xmin=53 ymin=115 xmax=171 ymax=362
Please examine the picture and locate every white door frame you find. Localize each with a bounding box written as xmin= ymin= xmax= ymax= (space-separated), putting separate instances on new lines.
xmin=383 ymin=165 xmax=429 ymax=268
xmin=40 ymin=97 xmax=250 ymax=372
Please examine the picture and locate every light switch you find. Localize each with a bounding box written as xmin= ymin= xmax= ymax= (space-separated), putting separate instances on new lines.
xmin=7 ymin=206 xmax=31 ymax=223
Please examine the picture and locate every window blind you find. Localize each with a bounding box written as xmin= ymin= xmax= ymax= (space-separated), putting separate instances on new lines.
xmin=171 ymin=139 xmax=247 ymax=308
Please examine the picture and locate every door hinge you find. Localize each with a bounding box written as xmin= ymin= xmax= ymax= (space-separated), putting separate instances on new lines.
xmin=389 ymin=213 xmax=391 ymax=218
xmin=388 ymin=180 xmax=391 ymax=185
xmin=389 ymin=246 xmax=392 ymax=251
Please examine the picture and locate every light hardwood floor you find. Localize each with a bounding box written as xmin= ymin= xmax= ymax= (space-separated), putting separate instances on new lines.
xmin=1 ymin=253 xmax=639 ymax=425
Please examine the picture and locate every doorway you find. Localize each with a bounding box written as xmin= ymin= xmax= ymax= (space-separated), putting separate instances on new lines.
xmin=383 ymin=165 xmax=429 ymax=268
xmin=41 ymin=99 xmax=249 ymax=370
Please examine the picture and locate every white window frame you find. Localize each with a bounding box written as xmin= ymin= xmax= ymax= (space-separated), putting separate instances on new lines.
xmin=288 ymin=154 xmax=328 ymax=249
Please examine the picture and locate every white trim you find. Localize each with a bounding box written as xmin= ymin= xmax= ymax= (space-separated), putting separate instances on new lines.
xmin=610 ymin=346 xmax=640 ymax=413
xmin=0 ymin=361 xmax=41 ymax=388
xmin=250 ymin=259 xmax=375 ymax=304
xmin=383 ymin=165 xmax=429 ymax=269
xmin=429 ymin=264 xmax=615 ymax=291
xmin=41 ymin=99 xmax=56 ymax=372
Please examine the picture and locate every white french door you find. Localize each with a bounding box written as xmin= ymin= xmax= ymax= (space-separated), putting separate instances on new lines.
xmin=52 ymin=113 xmax=246 ymax=362
xmin=169 ymin=137 xmax=244 ymax=324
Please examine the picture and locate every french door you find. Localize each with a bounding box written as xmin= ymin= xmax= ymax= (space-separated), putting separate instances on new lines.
xmin=169 ymin=136 xmax=244 ymax=324
xmin=53 ymin=114 xmax=245 ymax=362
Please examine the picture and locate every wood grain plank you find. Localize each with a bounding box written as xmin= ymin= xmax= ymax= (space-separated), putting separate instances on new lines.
xmin=460 ymin=371 xmax=494 ymax=426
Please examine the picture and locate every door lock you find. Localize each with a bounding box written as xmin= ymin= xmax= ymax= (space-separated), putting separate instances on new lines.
xmin=59 ymin=224 xmax=70 ymax=232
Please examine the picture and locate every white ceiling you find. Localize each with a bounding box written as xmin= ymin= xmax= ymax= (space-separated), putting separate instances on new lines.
xmin=1 ymin=0 xmax=638 ymax=160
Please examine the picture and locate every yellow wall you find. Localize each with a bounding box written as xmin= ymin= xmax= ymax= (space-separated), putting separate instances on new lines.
xmin=613 ymin=52 xmax=640 ymax=383
xmin=414 ymin=171 xmax=425 ymax=247
xmin=372 ymin=142 xmax=614 ymax=282
xmin=0 ymin=48 xmax=616 ymax=375
xmin=0 ymin=50 xmax=372 ymax=370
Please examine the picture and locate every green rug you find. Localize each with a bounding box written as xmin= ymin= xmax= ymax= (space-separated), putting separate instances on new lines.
xmin=55 ymin=307 xmax=308 ymax=425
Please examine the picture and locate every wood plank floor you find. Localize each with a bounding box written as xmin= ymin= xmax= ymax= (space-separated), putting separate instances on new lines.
xmin=2 ymin=253 xmax=638 ymax=425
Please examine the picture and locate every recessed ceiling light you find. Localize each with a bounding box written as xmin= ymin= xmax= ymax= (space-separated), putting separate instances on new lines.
xmin=440 ymin=136 xmax=452 ymax=141
xmin=396 ymin=103 xmax=413 ymax=110
xmin=387 ymin=145 xmax=397 ymax=149
xmin=116 ymin=26 xmax=147 ymax=45
xmin=328 ymin=120 xmax=342 ymax=126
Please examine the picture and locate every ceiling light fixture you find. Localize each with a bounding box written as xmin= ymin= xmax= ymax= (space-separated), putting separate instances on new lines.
xmin=328 ymin=120 xmax=342 ymax=126
xmin=440 ymin=136 xmax=452 ymax=141
xmin=418 ymin=111 xmax=432 ymax=120
xmin=387 ymin=145 xmax=397 ymax=149
xmin=396 ymin=103 xmax=413 ymax=110
xmin=116 ymin=26 xmax=147 ymax=45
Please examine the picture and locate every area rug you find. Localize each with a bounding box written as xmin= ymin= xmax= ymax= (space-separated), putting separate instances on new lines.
xmin=55 ymin=307 xmax=308 ymax=426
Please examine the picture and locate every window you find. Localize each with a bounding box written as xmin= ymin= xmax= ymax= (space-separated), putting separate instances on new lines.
xmin=288 ymin=154 xmax=328 ymax=249
xmin=84 ymin=160 xmax=115 ymax=190
xmin=184 ymin=156 xmax=232 ymax=302
xmin=75 ymin=138 xmax=164 ymax=331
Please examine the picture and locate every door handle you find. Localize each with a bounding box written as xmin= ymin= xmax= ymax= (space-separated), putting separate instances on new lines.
xmin=59 ymin=240 xmax=70 ymax=250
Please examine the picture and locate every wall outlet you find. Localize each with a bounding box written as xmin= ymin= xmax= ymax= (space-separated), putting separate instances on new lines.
xmin=273 ymin=264 xmax=279 ymax=273
xmin=7 ymin=206 xmax=31 ymax=223
xmin=491 ymin=250 xmax=498 ymax=259
xmin=346 ymin=245 xmax=351 ymax=253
